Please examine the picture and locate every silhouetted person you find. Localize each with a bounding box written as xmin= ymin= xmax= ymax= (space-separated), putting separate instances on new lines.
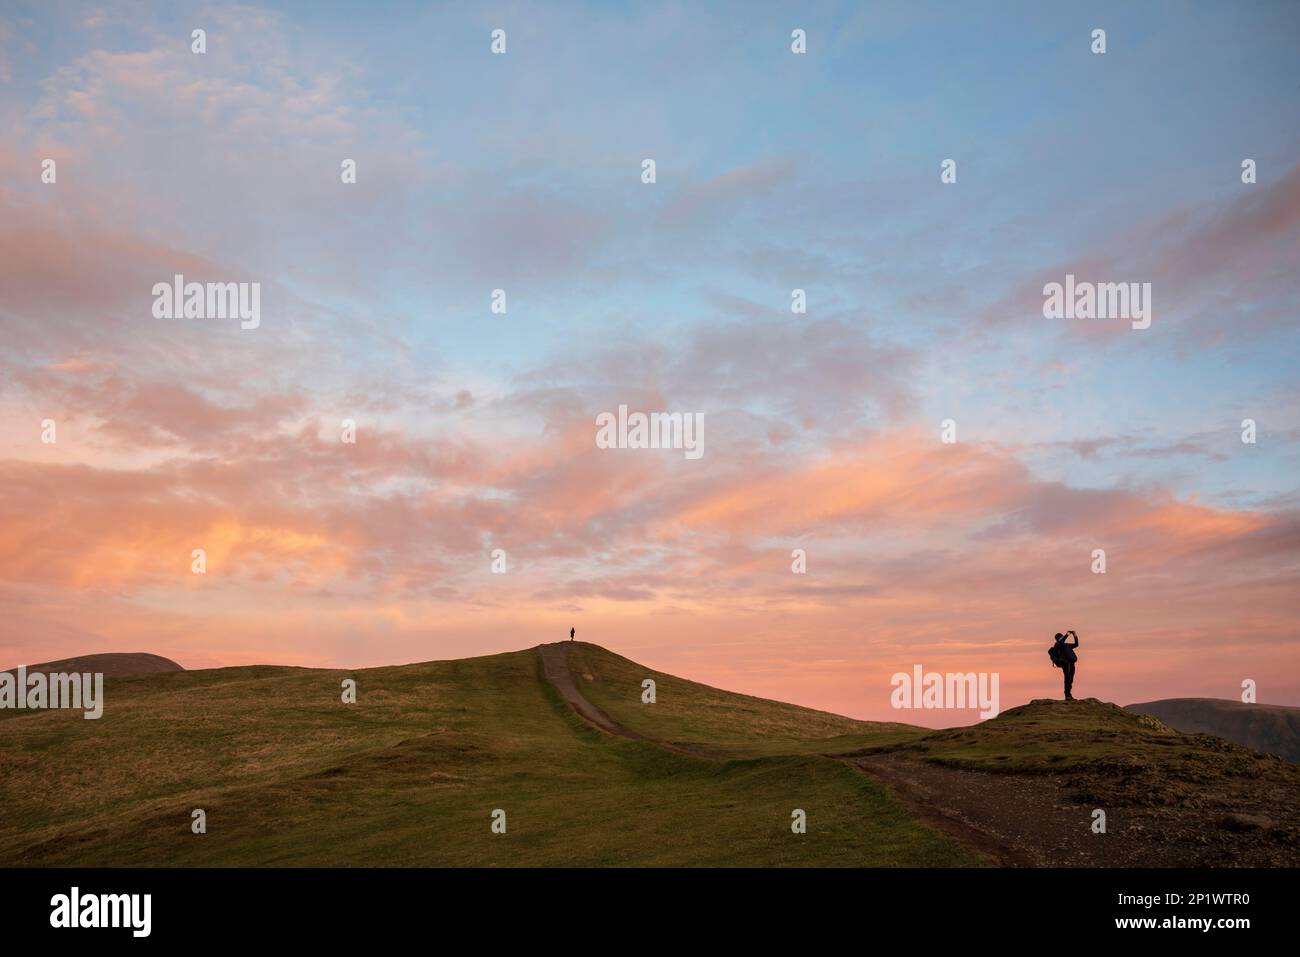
xmin=1052 ymin=630 xmax=1079 ymax=700
xmin=569 ymin=627 xmax=575 ymax=642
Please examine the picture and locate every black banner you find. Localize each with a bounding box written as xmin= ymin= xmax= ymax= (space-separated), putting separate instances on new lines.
xmin=0 ymin=867 xmax=1283 ymax=943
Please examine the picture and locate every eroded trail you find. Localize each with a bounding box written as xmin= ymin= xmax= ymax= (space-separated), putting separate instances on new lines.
xmin=538 ymin=642 xmax=1257 ymax=866
xmin=849 ymin=755 xmax=1071 ymax=866
xmin=849 ymin=752 xmax=1300 ymax=867
xmin=537 ymin=643 xmax=715 ymax=756
xmin=538 ymin=643 xmax=649 ymax=741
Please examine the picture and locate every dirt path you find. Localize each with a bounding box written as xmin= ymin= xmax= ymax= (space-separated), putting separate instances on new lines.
xmin=538 ymin=643 xmax=1295 ymax=866
xmin=538 ymin=643 xmax=650 ymax=742
xmin=537 ymin=643 xmax=714 ymax=756
xmin=851 ymin=753 xmax=1299 ymax=867
xmin=850 ymin=754 xmax=1099 ymax=866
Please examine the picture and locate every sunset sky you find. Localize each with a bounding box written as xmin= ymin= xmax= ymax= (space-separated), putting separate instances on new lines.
xmin=2 ymin=1 xmax=1298 ymax=726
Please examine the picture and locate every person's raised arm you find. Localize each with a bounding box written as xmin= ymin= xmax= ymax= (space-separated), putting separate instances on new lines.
xmin=1068 ymin=630 xmax=1079 ymax=647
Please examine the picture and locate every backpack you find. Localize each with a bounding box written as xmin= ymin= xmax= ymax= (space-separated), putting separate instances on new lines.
xmin=1048 ymin=644 xmax=1064 ymax=668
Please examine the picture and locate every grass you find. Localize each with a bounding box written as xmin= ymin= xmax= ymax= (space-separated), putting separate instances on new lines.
xmin=864 ymin=698 xmax=1191 ymax=772
xmin=860 ymin=697 xmax=1300 ymax=817
xmin=0 ymin=644 xmax=978 ymax=867
xmin=565 ymin=642 xmax=926 ymax=757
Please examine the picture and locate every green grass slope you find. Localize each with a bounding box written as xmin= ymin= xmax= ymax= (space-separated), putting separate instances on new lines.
xmin=866 ymin=697 xmax=1194 ymax=772
xmin=565 ymin=642 xmax=924 ymax=756
xmin=0 ymin=644 xmax=975 ymax=867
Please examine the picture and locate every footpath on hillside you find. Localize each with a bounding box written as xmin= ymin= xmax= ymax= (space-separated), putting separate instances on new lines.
xmin=538 ymin=642 xmax=649 ymax=741
xmin=537 ymin=643 xmax=1300 ymax=867
xmin=536 ymin=643 xmax=716 ymax=757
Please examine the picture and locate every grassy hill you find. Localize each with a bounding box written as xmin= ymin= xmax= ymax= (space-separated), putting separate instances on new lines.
xmin=1 ymin=652 xmax=183 ymax=677
xmin=847 ymin=698 xmax=1300 ymax=865
xmin=0 ymin=643 xmax=970 ymax=867
xmin=563 ymin=642 xmax=922 ymax=757
xmin=4 ymin=644 xmax=1296 ymax=867
xmin=859 ymin=696 xmax=1300 ymax=811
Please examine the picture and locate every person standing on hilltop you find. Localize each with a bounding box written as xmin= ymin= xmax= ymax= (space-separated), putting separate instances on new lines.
xmin=1050 ymin=630 xmax=1079 ymax=700
xmin=569 ymin=627 xmax=575 ymax=642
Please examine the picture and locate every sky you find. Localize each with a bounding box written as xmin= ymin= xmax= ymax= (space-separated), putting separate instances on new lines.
xmin=1 ymin=1 xmax=1297 ymax=726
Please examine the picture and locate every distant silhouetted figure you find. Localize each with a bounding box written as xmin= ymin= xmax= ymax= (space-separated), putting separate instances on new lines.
xmin=569 ymin=627 xmax=575 ymax=642
xmin=1050 ymin=630 xmax=1079 ymax=700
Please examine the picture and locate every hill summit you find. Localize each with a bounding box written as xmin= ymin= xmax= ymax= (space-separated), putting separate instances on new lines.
xmin=2 ymin=652 xmax=183 ymax=676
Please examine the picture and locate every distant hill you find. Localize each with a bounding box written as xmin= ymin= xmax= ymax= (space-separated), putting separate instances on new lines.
xmin=2 ymin=652 xmax=184 ymax=677
xmin=1126 ymin=698 xmax=1300 ymax=763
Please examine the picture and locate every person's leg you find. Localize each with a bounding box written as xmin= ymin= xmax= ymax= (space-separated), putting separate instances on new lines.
xmin=1063 ymin=662 xmax=1075 ymax=700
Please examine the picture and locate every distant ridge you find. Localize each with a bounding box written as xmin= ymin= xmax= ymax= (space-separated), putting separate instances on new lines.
xmin=2 ymin=652 xmax=184 ymax=677
xmin=1126 ymin=697 xmax=1300 ymax=764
